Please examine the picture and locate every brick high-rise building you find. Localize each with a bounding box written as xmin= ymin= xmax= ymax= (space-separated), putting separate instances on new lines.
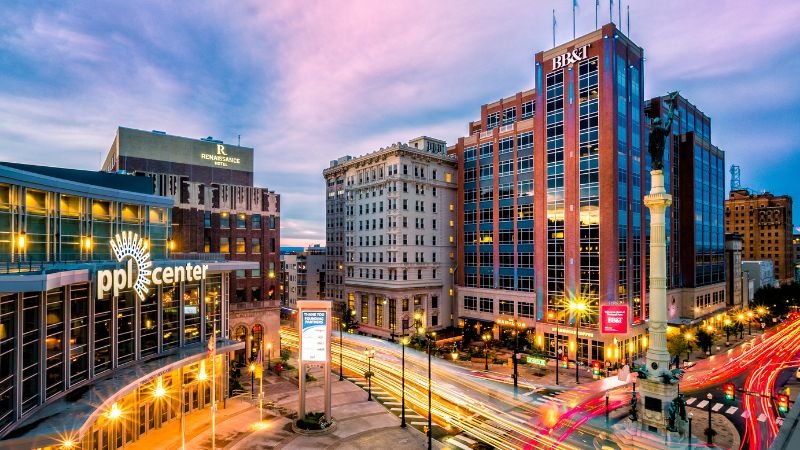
xmin=102 ymin=127 xmax=281 ymax=360
xmin=449 ymin=24 xmax=728 ymax=367
xmin=725 ymin=189 xmax=793 ymax=284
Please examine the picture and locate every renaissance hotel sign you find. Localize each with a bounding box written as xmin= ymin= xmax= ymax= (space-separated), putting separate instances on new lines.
xmin=97 ymin=231 xmax=208 ymax=300
xmin=200 ymin=144 xmax=242 ymax=167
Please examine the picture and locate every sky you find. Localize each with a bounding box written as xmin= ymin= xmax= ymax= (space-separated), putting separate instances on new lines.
xmin=1 ymin=0 xmax=799 ymax=247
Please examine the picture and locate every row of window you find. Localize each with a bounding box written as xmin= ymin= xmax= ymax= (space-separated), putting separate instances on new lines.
xmin=203 ymin=211 xmax=276 ymax=230
xmin=463 ymin=296 xmax=535 ymax=317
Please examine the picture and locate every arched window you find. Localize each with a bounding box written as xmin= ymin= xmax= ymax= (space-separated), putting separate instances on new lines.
xmin=251 ymin=324 xmax=264 ymax=359
xmin=233 ymin=325 xmax=247 ymax=342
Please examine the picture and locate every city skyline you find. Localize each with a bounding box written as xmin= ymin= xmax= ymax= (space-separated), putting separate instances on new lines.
xmin=1 ymin=0 xmax=799 ymax=247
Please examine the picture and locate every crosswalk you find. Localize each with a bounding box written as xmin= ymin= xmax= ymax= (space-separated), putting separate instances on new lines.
xmin=447 ymin=433 xmax=478 ymax=450
xmin=685 ymin=396 xmax=769 ymax=422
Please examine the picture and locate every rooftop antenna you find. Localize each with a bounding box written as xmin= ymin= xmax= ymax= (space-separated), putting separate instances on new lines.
xmin=730 ymin=164 xmax=741 ymax=191
xmin=572 ymin=0 xmax=577 ymax=39
xmin=595 ymin=0 xmax=599 ymax=29
xmin=609 ymin=0 xmax=613 ymax=24
xmin=627 ymin=4 xmax=630 ymax=36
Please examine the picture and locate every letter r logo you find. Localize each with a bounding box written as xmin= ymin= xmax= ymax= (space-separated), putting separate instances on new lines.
xmin=217 ymin=144 xmax=227 ymax=155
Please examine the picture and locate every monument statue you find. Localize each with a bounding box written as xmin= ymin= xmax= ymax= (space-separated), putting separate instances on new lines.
xmin=629 ymin=391 xmax=638 ymax=422
xmin=647 ymin=91 xmax=679 ymax=171
xmin=667 ymin=393 xmax=688 ymax=432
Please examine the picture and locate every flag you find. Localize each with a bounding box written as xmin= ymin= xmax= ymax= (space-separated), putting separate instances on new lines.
xmin=207 ymin=327 xmax=216 ymax=357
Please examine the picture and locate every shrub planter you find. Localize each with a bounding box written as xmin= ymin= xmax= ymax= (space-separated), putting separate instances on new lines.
xmin=292 ymin=412 xmax=337 ymax=435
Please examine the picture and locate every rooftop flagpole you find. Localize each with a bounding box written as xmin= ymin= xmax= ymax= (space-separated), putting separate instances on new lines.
xmin=553 ymin=9 xmax=557 ymax=47
xmin=595 ymin=0 xmax=599 ymax=28
xmin=627 ymin=4 xmax=630 ymax=36
xmin=573 ymin=0 xmax=577 ymax=39
xmin=609 ymin=0 xmax=613 ymax=24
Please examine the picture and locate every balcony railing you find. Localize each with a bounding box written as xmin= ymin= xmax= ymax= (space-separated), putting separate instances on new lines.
xmin=480 ymin=130 xmax=494 ymax=139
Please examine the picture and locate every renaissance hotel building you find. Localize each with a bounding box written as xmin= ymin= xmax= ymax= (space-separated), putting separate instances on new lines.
xmin=0 ymin=162 xmax=253 ymax=449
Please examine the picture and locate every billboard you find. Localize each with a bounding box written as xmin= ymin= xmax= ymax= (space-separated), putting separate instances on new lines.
xmin=601 ymin=305 xmax=629 ymax=334
xmin=301 ymin=311 xmax=328 ymax=362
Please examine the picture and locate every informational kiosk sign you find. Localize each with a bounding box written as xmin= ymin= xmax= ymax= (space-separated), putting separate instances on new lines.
xmin=296 ymin=301 xmax=332 ymax=422
xmin=301 ymin=311 xmax=328 ymax=362
xmin=601 ymin=305 xmax=629 ymax=334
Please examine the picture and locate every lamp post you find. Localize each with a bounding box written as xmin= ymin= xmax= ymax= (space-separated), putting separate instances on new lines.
xmin=688 ymin=412 xmax=693 ymax=446
xmin=605 ymin=391 xmax=610 ymax=426
xmin=339 ymin=307 xmax=344 ymax=381
xmin=706 ymin=392 xmax=713 ymax=445
xmin=249 ymin=363 xmax=255 ymax=398
xmin=482 ymin=333 xmax=491 ymax=371
xmin=427 ymin=331 xmax=436 ymax=449
xmin=498 ymin=318 xmax=526 ymax=395
xmin=747 ymin=310 xmax=754 ymax=335
xmin=365 ymin=348 xmax=375 ymax=401
xmin=569 ymin=300 xmax=587 ymax=384
xmin=267 ymin=342 xmax=272 ymax=370
xmin=685 ymin=332 xmax=693 ymax=361
xmin=401 ymin=319 xmax=409 ymax=428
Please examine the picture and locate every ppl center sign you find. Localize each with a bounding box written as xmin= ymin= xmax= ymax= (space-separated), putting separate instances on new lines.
xmin=97 ymin=231 xmax=208 ymax=300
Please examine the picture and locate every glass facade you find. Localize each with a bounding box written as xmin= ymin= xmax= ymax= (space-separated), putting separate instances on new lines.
xmin=546 ymin=69 xmax=566 ymax=324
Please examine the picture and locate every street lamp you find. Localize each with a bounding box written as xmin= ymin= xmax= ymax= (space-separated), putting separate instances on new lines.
xmin=364 ymin=348 xmax=375 ymax=401
xmin=267 ymin=342 xmax=273 ymax=370
xmin=605 ymin=391 xmax=610 ymax=426
xmin=688 ymin=412 xmax=693 ymax=446
xmin=481 ymin=333 xmax=491 ymax=371
xmin=426 ymin=330 xmax=436 ymax=450
xmin=746 ymin=310 xmax=754 ymax=335
xmin=568 ymin=300 xmax=587 ymax=384
xmin=706 ymin=392 xmax=713 ymax=445
xmin=249 ymin=363 xmax=256 ymax=398
xmin=685 ymin=332 xmax=694 ymax=361
xmin=339 ymin=306 xmax=344 ymax=381
xmin=401 ymin=318 xmax=409 ymax=429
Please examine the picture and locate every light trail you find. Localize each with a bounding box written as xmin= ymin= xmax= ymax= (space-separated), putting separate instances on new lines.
xmin=281 ymin=327 xmax=581 ymax=449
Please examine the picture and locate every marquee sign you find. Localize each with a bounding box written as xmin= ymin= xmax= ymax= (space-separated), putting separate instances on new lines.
xmin=600 ymin=305 xmax=629 ymax=334
xmin=552 ymin=44 xmax=591 ymax=70
xmin=300 ymin=311 xmax=328 ymax=362
xmin=97 ymin=231 xmax=208 ymax=300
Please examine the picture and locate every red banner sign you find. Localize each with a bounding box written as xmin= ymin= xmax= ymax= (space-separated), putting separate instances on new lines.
xmin=601 ymin=305 xmax=629 ymax=334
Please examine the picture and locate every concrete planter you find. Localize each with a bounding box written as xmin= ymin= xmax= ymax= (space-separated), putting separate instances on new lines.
xmin=291 ymin=418 xmax=337 ymax=435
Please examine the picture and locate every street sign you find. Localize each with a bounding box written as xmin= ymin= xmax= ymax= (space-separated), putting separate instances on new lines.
xmin=600 ymin=305 xmax=629 ymax=334
xmin=527 ymin=356 xmax=548 ymax=367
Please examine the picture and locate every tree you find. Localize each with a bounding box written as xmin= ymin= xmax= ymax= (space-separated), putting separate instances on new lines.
xmin=667 ymin=333 xmax=688 ymax=361
xmin=723 ymin=321 xmax=737 ymax=343
xmin=696 ymin=328 xmax=714 ymax=354
xmin=343 ymin=308 xmax=359 ymax=333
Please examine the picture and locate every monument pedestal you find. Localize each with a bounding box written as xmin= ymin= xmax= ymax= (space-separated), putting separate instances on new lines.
xmin=608 ymin=418 xmax=694 ymax=450
xmin=638 ymin=378 xmax=679 ymax=433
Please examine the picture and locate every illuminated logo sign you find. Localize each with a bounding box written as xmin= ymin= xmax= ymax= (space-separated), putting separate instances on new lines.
xmin=552 ymin=44 xmax=591 ymax=70
xmin=601 ymin=305 xmax=629 ymax=334
xmin=97 ymin=231 xmax=207 ymax=300
xmin=200 ymin=144 xmax=241 ymax=167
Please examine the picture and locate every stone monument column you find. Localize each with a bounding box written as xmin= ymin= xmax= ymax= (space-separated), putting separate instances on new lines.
xmin=643 ymin=170 xmax=672 ymax=378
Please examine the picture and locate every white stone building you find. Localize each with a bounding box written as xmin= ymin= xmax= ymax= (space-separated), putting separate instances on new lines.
xmin=324 ymin=137 xmax=457 ymax=337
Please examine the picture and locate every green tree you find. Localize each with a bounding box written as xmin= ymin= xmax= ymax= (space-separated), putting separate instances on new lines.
xmin=723 ymin=321 xmax=737 ymax=343
xmin=343 ymin=308 xmax=359 ymax=333
xmin=696 ymin=328 xmax=714 ymax=353
xmin=667 ymin=333 xmax=688 ymax=361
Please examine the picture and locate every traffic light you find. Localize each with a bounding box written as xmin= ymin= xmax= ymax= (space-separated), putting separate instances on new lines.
xmin=777 ymin=394 xmax=789 ymax=413
xmin=561 ymin=355 xmax=568 ymax=369
xmin=592 ymin=361 xmax=601 ymax=376
xmin=724 ymin=383 xmax=736 ymax=400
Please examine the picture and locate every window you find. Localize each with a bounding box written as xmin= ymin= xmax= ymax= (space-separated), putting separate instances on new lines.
xmin=220 ymin=237 xmax=230 ymax=253
xmin=269 ymin=215 xmax=276 ymax=229
xmin=220 ymin=213 xmax=230 ymax=229
xmin=236 ymin=214 xmax=247 ymax=229
xmin=499 ymin=300 xmax=514 ymax=315
xmin=252 ymin=214 xmax=262 ymax=229
xmin=479 ymin=297 xmax=494 ymax=313
xmin=521 ymin=101 xmax=534 ymax=119
xmin=204 ymin=211 xmax=211 ymax=228
xmin=235 ymin=238 xmax=246 ymax=253
xmin=518 ymin=302 xmax=535 ymax=318
xmin=464 ymin=296 xmax=477 ymax=311
xmin=479 ymin=143 xmax=493 ymax=158
xmin=502 ymin=107 xmax=516 ymax=125
xmin=251 ymin=238 xmax=262 ymax=253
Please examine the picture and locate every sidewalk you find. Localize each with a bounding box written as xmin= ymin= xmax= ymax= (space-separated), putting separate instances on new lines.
xmin=686 ymin=405 xmax=741 ymax=449
xmin=127 ymin=372 xmax=436 ymax=450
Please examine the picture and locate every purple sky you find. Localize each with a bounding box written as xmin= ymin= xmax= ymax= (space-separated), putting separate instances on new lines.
xmin=1 ymin=0 xmax=799 ymax=246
